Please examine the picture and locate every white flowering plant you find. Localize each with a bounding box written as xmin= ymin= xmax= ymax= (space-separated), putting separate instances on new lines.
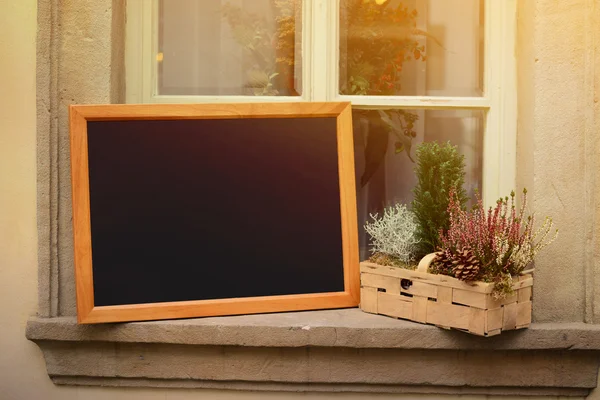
xmin=364 ymin=203 xmax=421 ymax=266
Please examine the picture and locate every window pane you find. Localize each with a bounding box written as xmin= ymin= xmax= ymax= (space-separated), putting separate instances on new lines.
xmin=158 ymin=0 xmax=302 ymax=96
xmin=339 ymin=0 xmax=484 ymax=97
xmin=353 ymin=108 xmax=484 ymax=260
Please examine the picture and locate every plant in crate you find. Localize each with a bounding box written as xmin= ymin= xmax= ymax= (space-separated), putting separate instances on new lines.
xmin=411 ymin=141 xmax=469 ymax=257
xmin=364 ymin=203 xmax=420 ymax=268
xmin=359 ymin=142 xmax=559 ymax=336
xmin=362 ymin=141 xmax=466 ymax=268
xmin=432 ymin=188 xmax=558 ymax=299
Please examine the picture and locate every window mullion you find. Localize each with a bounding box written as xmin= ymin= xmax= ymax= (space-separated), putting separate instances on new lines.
xmin=301 ymin=0 xmax=313 ymax=101
xmin=125 ymin=0 xmax=153 ymax=104
xmin=327 ymin=0 xmax=340 ymax=101
xmin=149 ymin=0 xmax=159 ymax=102
xmin=483 ymin=0 xmax=517 ymax=206
xmin=309 ymin=0 xmax=333 ymax=102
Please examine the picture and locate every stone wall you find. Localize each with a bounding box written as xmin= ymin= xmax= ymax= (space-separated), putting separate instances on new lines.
xmin=516 ymin=0 xmax=600 ymax=323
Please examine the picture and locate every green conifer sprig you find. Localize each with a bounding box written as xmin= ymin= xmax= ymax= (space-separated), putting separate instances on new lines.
xmin=411 ymin=141 xmax=468 ymax=255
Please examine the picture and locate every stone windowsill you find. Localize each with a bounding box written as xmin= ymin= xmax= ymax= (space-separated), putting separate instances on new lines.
xmin=26 ymin=308 xmax=600 ymax=396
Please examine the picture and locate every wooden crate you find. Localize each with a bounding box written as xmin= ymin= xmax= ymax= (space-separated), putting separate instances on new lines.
xmin=359 ymin=254 xmax=533 ymax=336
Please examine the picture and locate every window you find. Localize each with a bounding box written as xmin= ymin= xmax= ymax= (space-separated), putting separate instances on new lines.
xmin=126 ymin=0 xmax=516 ymax=259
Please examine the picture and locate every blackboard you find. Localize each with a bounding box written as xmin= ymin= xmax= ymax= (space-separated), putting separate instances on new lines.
xmin=69 ymin=103 xmax=359 ymax=323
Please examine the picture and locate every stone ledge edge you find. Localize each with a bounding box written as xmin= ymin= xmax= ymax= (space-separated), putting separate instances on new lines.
xmin=51 ymin=377 xmax=592 ymax=397
xmin=26 ymin=308 xmax=600 ymax=350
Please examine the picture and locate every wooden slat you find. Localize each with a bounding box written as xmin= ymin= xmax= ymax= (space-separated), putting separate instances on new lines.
xmin=377 ymin=292 xmax=412 ymax=319
xmin=486 ymin=329 xmax=502 ymax=337
xmin=426 ymin=302 xmax=470 ymax=330
xmin=83 ymin=292 xmax=358 ymax=324
xmin=361 ymin=273 xmax=400 ymax=294
xmin=486 ymin=308 xmax=503 ymax=332
xmin=360 ymin=287 xmax=378 ymax=314
xmin=361 ymin=262 xmax=494 ymax=293
xmin=72 ymin=102 xmax=351 ymax=120
xmin=469 ymin=308 xmax=486 ymax=335
xmin=437 ymin=286 xmax=453 ymax=304
xmin=516 ymin=301 xmax=532 ymax=327
xmin=402 ymin=281 xmax=438 ymax=298
xmin=412 ymin=297 xmax=428 ymax=323
xmin=518 ymin=286 xmax=532 ymax=303
xmin=337 ymin=103 xmax=360 ymax=305
xmin=502 ymin=302 xmax=518 ymax=330
xmin=69 ymin=108 xmax=95 ymax=323
xmin=361 ymin=262 xmax=441 ymax=280
xmin=454 ymin=287 xmax=519 ymax=310
xmin=453 ymin=289 xmax=488 ymax=309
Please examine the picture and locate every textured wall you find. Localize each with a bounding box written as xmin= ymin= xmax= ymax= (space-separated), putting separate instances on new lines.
xmin=593 ymin=0 xmax=600 ymax=326
xmin=56 ymin=0 xmax=126 ymax=316
xmin=517 ymin=0 xmax=600 ymax=323
xmin=0 ymin=0 xmax=43 ymax=398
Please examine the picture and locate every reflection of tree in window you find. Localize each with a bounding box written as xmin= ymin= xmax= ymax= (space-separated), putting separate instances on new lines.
xmin=221 ymin=1 xmax=301 ymax=96
xmin=339 ymin=0 xmax=433 ymax=97
xmin=340 ymin=0 xmax=441 ymax=186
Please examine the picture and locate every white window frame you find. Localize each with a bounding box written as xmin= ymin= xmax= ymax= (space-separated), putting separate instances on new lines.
xmin=125 ymin=0 xmax=516 ymax=206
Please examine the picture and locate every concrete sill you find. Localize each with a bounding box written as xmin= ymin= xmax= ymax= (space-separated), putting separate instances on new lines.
xmin=26 ymin=308 xmax=600 ymax=396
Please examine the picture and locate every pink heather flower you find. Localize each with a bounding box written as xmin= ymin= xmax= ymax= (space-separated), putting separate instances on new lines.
xmin=438 ymin=188 xmax=557 ymax=278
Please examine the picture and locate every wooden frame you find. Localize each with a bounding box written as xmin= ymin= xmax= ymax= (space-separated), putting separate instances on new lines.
xmin=69 ymin=102 xmax=359 ymax=324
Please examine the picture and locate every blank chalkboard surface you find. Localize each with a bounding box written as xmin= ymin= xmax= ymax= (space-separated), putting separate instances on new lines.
xmin=69 ymin=103 xmax=359 ymax=324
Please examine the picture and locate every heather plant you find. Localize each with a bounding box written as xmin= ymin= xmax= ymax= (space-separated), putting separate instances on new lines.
xmin=411 ymin=142 xmax=468 ymax=256
xmin=365 ymin=203 xmax=420 ymax=265
xmin=437 ymin=188 xmax=558 ymax=298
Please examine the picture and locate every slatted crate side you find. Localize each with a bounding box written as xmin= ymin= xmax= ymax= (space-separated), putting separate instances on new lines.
xmin=360 ymin=262 xmax=496 ymax=294
xmin=361 ymin=262 xmax=532 ymax=305
xmin=359 ymin=261 xmax=534 ymax=337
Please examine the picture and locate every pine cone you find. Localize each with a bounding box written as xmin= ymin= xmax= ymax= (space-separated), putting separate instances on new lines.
xmin=431 ymin=248 xmax=481 ymax=282
xmin=450 ymin=248 xmax=481 ymax=282
xmin=430 ymin=249 xmax=451 ymax=275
